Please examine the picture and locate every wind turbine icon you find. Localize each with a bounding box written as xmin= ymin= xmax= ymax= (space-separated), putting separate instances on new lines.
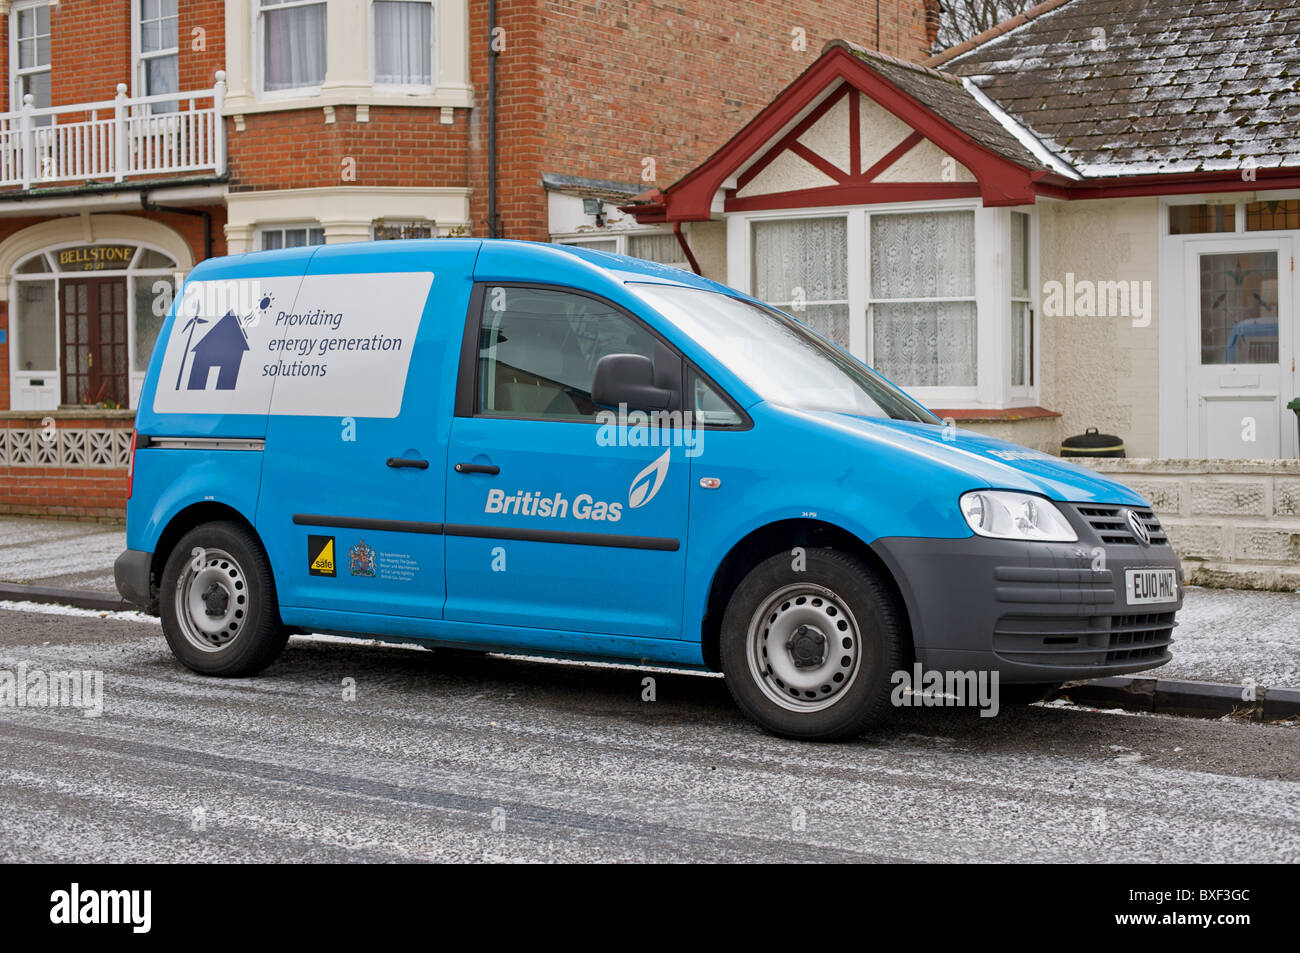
xmin=174 ymin=301 xmax=208 ymax=391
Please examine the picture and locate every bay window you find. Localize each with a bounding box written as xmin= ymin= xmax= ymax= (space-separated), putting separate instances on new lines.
xmin=373 ymin=0 xmax=435 ymax=88
xmin=729 ymin=203 xmax=1038 ymax=410
xmin=260 ymin=0 xmax=327 ymax=93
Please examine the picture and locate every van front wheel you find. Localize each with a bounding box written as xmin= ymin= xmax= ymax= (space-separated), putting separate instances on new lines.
xmin=720 ymin=549 xmax=903 ymax=740
xmin=160 ymin=521 xmax=288 ymax=677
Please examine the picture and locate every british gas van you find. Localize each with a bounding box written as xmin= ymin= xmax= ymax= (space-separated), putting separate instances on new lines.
xmin=116 ymin=239 xmax=1182 ymax=739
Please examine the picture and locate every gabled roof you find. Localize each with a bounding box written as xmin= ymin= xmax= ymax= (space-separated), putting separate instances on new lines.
xmin=938 ymin=0 xmax=1300 ymax=176
xmin=836 ymin=43 xmax=1047 ymax=172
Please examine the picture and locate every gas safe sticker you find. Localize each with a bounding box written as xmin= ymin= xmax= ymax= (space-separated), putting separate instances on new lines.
xmin=308 ymin=535 xmax=336 ymax=577
xmin=152 ymin=271 xmax=433 ymax=418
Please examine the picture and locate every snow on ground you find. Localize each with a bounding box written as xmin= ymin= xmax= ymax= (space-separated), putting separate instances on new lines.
xmin=0 ymin=516 xmax=1296 ymax=687
xmin=0 ymin=517 xmax=124 ymax=592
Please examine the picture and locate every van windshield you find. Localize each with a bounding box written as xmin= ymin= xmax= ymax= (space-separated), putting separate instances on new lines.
xmin=631 ymin=282 xmax=940 ymax=423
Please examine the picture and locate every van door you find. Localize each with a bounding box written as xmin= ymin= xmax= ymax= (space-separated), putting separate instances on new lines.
xmin=442 ymin=284 xmax=690 ymax=640
xmin=255 ymin=243 xmax=479 ymax=623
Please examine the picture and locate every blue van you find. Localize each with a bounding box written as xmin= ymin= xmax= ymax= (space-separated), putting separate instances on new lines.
xmin=116 ymin=239 xmax=1182 ymax=739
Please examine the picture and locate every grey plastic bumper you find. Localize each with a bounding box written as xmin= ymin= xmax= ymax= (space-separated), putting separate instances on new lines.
xmin=872 ymin=505 xmax=1183 ymax=684
xmin=114 ymin=549 xmax=155 ymax=611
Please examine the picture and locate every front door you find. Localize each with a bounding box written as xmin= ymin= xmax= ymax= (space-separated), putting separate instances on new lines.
xmin=61 ymin=277 xmax=129 ymax=406
xmin=1185 ymin=237 xmax=1296 ymax=458
xmin=443 ymin=284 xmax=690 ymax=641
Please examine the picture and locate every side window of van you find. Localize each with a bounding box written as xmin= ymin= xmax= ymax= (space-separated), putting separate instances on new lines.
xmin=477 ymin=286 xmax=659 ymax=420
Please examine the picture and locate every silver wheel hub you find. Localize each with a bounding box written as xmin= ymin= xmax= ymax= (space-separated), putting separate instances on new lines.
xmin=175 ymin=547 xmax=249 ymax=652
xmin=747 ymin=583 xmax=863 ymax=713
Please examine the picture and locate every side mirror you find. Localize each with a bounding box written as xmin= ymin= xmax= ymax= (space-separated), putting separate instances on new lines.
xmin=592 ymin=353 xmax=674 ymax=411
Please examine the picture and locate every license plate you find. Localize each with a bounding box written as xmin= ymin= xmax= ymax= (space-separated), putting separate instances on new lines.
xmin=1125 ymin=568 xmax=1178 ymax=606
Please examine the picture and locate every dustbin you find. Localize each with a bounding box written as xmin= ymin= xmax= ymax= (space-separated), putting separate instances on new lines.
xmin=1060 ymin=427 xmax=1125 ymax=458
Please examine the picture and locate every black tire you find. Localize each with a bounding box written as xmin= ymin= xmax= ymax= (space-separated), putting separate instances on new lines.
xmin=998 ymin=683 xmax=1061 ymax=705
xmin=159 ymin=520 xmax=289 ymax=677
xmin=719 ymin=548 xmax=903 ymax=740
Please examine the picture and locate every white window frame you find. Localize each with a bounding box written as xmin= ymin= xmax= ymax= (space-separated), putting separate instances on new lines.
xmin=370 ymin=0 xmax=437 ymax=93
xmin=10 ymin=0 xmax=51 ymax=114
xmin=255 ymin=0 xmax=328 ymax=99
xmin=256 ymin=222 xmax=326 ymax=250
xmin=725 ymin=200 xmax=1040 ymax=411
xmin=130 ymin=0 xmax=180 ymax=102
xmin=1009 ymin=209 xmax=1036 ymax=399
xmin=552 ymin=229 xmax=690 ymax=271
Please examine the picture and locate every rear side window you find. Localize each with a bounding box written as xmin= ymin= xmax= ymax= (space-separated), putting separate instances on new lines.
xmin=476 ymin=286 xmax=658 ymax=420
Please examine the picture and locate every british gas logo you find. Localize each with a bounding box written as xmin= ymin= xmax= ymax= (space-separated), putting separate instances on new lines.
xmin=482 ymin=450 xmax=672 ymax=523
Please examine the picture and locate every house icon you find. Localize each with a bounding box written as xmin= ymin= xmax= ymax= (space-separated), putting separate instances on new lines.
xmin=185 ymin=311 xmax=249 ymax=391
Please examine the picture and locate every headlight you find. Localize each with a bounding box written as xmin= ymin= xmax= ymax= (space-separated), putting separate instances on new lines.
xmin=959 ymin=490 xmax=1078 ymax=542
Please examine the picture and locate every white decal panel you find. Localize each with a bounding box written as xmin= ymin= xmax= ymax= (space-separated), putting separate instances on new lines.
xmin=152 ymin=271 xmax=433 ymax=418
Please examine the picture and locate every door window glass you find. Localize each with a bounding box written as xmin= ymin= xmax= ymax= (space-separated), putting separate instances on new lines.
xmin=476 ymin=287 xmax=659 ymax=420
xmin=1199 ymin=251 xmax=1278 ymax=364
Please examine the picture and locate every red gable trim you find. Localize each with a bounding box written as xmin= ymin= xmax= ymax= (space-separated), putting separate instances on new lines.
xmin=727 ymin=181 xmax=980 ymax=214
xmin=643 ymin=46 xmax=1039 ymax=223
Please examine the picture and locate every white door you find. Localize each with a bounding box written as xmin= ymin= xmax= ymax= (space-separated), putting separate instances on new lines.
xmin=1185 ymin=237 xmax=1296 ymax=458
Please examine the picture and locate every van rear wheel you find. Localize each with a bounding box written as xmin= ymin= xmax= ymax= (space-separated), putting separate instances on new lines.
xmin=720 ymin=549 xmax=903 ymax=740
xmin=160 ymin=521 xmax=288 ymax=677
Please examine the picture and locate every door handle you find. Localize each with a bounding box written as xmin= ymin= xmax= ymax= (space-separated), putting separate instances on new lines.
xmin=454 ymin=462 xmax=500 ymax=475
xmin=386 ymin=457 xmax=429 ymax=470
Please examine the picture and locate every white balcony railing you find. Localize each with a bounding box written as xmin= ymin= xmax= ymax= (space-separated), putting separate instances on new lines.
xmin=0 ymin=71 xmax=227 ymax=190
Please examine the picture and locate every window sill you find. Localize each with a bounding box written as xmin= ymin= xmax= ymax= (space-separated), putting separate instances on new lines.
xmin=929 ymin=405 xmax=1060 ymax=423
xmin=223 ymin=84 xmax=474 ymax=118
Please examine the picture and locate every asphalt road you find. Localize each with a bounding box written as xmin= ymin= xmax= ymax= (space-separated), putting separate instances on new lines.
xmin=0 ymin=603 xmax=1297 ymax=863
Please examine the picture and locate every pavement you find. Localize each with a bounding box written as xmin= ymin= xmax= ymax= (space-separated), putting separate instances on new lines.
xmin=1 ymin=515 xmax=1296 ymax=688
xmin=0 ymin=602 xmax=1296 ymax=863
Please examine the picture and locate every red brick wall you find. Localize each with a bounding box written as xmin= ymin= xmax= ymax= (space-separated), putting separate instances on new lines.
xmin=49 ymin=1 xmax=132 ymax=108
xmin=0 ymin=416 xmax=132 ymax=520
xmin=469 ymin=0 xmax=933 ymax=241
xmin=179 ymin=0 xmax=227 ymax=94
xmin=227 ymin=107 xmax=471 ymax=193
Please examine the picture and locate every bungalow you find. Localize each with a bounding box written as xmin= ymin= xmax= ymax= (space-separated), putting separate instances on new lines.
xmin=615 ymin=0 xmax=1300 ymax=465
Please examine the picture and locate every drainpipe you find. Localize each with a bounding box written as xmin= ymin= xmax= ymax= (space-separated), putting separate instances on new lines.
xmin=488 ymin=0 xmax=498 ymax=238
xmin=140 ymin=193 xmax=212 ymax=261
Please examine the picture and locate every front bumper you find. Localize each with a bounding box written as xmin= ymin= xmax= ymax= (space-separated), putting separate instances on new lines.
xmin=873 ymin=502 xmax=1182 ymax=683
xmin=114 ymin=549 xmax=156 ymax=612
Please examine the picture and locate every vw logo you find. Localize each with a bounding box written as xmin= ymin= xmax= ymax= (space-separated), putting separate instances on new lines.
xmin=1126 ymin=509 xmax=1151 ymax=546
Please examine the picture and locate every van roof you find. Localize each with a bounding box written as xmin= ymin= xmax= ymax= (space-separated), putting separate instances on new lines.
xmin=215 ymin=238 xmax=731 ymax=294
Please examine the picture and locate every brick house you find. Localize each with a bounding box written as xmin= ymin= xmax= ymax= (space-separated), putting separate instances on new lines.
xmin=0 ymin=0 xmax=938 ymax=518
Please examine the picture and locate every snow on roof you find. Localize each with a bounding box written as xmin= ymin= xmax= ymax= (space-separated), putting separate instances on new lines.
xmin=937 ymin=0 xmax=1300 ymax=177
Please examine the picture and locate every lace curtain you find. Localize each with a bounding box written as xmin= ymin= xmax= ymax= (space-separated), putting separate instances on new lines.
xmin=752 ymin=217 xmax=850 ymax=348
xmin=870 ymin=211 xmax=976 ymax=387
xmin=374 ymin=1 xmax=433 ymax=86
xmin=263 ymin=0 xmax=328 ymax=91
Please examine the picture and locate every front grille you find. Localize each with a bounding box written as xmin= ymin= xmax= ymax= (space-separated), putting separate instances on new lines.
xmin=993 ymin=611 xmax=1176 ymax=667
xmin=1075 ymin=505 xmax=1169 ymax=546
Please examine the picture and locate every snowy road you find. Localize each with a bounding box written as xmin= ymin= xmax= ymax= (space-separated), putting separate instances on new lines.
xmin=0 ymin=604 xmax=1296 ymax=862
